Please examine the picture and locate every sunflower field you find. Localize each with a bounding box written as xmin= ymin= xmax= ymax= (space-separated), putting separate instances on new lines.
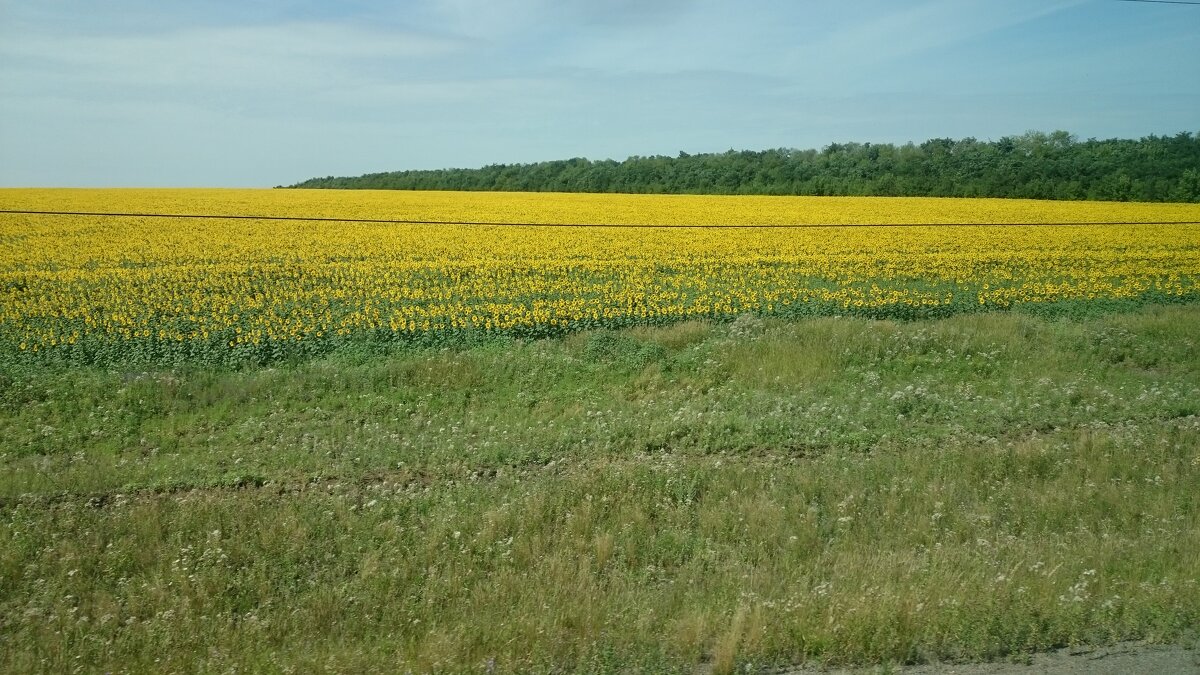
xmin=2 ymin=188 xmax=1199 ymax=365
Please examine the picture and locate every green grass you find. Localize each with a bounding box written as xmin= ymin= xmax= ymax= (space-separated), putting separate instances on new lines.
xmin=2 ymin=305 xmax=1199 ymax=672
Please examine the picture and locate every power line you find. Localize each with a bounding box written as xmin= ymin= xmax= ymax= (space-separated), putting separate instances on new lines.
xmin=1115 ymin=0 xmax=1200 ymax=5
xmin=1 ymin=209 xmax=1197 ymax=228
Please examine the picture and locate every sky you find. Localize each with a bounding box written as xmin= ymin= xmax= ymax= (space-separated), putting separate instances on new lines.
xmin=0 ymin=0 xmax=1197 ymax=187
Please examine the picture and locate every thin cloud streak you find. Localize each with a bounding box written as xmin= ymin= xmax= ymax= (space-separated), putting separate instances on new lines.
xmin=1 ymin=22 xmax=468 ymax=91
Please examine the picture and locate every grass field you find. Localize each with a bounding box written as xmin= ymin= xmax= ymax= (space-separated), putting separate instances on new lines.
xmin=2 ymin=307 xmax=1199 ymax=672
xmin=1 ymin=190 xmax=1198 ymax=672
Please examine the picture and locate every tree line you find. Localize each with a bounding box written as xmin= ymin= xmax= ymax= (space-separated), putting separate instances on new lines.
xmin=288 ymin=131 xmax=1200 ymax=202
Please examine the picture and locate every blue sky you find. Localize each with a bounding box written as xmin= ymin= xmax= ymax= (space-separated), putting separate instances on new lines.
xmin=0 ymin=0 xmax=1196 ymax=187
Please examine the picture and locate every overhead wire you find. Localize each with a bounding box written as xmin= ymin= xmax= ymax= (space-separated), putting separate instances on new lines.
xmin=1114 ymin=0 xmax=1200 ymax=5
xmin=0 ymin=209 xmax=1197 ymax=228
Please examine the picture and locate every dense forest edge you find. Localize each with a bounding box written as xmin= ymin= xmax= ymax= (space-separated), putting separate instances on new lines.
xmin=287 ymin=130 xmax=1200 ymax=202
